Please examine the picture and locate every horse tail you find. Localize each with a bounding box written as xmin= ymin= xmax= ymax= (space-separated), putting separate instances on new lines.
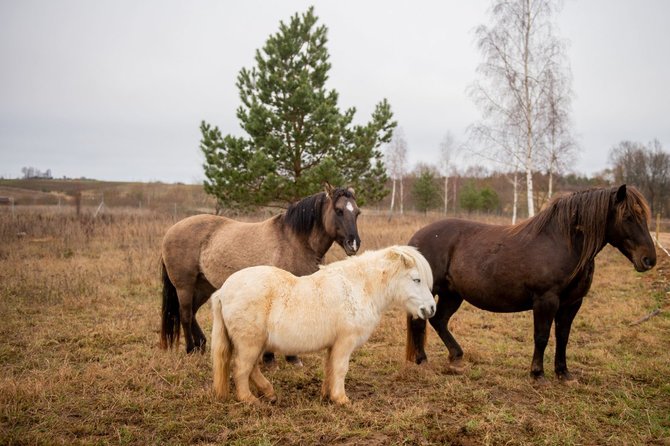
xmin=160 ymin=259 xmax=181 ymax=350
xmin=211 ymin=293 xmax=232 ymax=399
xmin=405 ymin=315 xmax=427 ymax=363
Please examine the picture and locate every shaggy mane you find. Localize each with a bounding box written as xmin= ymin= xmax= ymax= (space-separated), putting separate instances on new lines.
xmin=282 ymin=187 xmax=355 ymax=235
xmin=508 ymin=185 xmax=649 ymax=281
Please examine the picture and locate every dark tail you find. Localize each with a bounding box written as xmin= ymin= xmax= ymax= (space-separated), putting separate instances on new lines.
xmin=406 ymin=315 xmax=427 ymax=363
xmin=160 ymin=260 xmax=181 ymax=349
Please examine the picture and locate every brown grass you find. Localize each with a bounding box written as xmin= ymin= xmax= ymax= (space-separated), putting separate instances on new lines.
xmin=1 ymin=207 xmax=669 ymax=445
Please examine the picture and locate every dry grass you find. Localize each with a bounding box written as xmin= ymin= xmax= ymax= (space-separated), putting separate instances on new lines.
xmin=1 ymin=207 xmax=669 ymax=445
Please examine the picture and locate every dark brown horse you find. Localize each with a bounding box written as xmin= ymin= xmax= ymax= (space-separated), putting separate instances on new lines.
xmin=160 ymin=184 xmax=361 ymax=359
xmin=406 ymin=185 xmax=656 ymax=380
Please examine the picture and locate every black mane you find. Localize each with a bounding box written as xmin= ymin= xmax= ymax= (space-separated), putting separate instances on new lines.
xmin=283 ymin=187 xmax=355 ymax=235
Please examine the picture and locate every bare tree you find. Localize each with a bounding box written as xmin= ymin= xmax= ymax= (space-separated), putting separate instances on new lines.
xmin=610 ymin=139 xmax=670 ymax=216
xmin=385 ymin=127 xmax=408 ymax=217
xmin=468 ymin=0 xmax=571 ymax=217
xmin=540 ymin=59 xmax=577 ymax=199
xmin=467 ymin=124 xmax=523 ymax=223
xmin=439 ymin=131 xmax=461 ymax=215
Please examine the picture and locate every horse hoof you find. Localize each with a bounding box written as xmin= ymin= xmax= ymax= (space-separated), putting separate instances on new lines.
xmin=531 ymin=374 xmax=548 ymax=386
xmin=286 ymin=356 xmax=303 ymax=367
xmin=331 ymin=395 xmax=351 ymax=405
xmin=446 ymin=359 xmax=466 ymax=374
xmin=263 ymin=393 xmax=278 ymax=404
xmin=262 ymin=360 xmax=279 ymax=371
xmin=557 ymin=372 xmax=578 ymax=385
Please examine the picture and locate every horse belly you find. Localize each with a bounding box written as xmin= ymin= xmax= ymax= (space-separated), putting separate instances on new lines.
xmin=450 ymin=263 xmax=534 ymax=312
xmin=266 ymin=320 xmax=336 ymax=355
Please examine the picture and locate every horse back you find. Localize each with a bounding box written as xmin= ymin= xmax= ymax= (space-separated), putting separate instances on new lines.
xmin=410 ymin=218 xmax=579 ymax=312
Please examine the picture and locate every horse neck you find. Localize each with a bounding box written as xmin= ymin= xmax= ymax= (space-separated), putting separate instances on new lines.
xmin=538 ymin=199 xmax=609 ymax=281
xmin=360 ymin=264 xmax=400 ymax=317
xmin=308 ymin=229 xmax=335 ymax=259
xmin=277 ymin=215 xmax=333 ymax=265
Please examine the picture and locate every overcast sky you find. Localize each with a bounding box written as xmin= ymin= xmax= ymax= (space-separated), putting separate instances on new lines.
xmin=1 ymin=0 xmax=669 ymax=183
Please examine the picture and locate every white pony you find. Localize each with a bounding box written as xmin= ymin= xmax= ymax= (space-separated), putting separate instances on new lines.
xmin=211 ymin=245 xmax=436 ymax=405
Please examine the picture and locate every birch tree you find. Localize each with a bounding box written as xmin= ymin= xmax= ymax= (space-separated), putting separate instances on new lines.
xmin=439 ymin=131 xmax=461 ymax=215
xmin=385 ymin=128 xmax=408 ymax=216
xmin=468 ymin=0 xmax=571 ymax=217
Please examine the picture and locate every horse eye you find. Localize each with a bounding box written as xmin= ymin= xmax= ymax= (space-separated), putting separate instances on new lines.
xmin=336 ymin=209 xmax=344 ymax=216
xmin=413 ymin=278 xmax=421 ymax=284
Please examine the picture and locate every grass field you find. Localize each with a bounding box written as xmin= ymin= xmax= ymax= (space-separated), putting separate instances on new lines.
xmin=1 ymin=206 xmax=669 ymax=445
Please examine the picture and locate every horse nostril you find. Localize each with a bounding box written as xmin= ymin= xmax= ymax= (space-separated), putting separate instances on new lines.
xmin=642 ymin=256 xmax=654 ymax=269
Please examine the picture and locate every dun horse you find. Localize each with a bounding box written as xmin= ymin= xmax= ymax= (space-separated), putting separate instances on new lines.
xmin=211 ymin=245 xmax=436 ymax=404
xmin=160 ymin=184 xmax=361 ymax=358
xmin=406 ymin=185 xmax=656 ymax=380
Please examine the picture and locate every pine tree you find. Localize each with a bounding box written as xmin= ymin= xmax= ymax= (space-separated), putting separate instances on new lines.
xmin=412 ymin=170 xmax=441 ymax=214
xmin=201 ymin=7 xmax=395 ymax=209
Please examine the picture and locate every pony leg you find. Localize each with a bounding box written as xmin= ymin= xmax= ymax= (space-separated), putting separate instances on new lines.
xmin=531 ymin=294 xmax=560 ymax=379
xmin=233 ymin=347 xmax=264 ymax=404
xmin=321 ymin=348 xmax=333 ymax=400
xmin=328 ymin=339 xmax=357 ymax=405
xmin=250 ymin=365 xmax=276 ymax=402
xmin=429 ymin=293 xmax=464 ymax=364
xmin=554 ymin=299 xmax=583 ymax=381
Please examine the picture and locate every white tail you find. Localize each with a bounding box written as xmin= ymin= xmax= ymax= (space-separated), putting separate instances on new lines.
xmin=211 ymin=295 xmax=232 ymax=399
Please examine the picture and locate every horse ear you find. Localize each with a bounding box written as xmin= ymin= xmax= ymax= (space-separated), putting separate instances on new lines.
xmin=347 ymin=187 xmax=355 ymax=198
xmin=615 ymin=184 xmax=627 ymax=204
xmin=387 ymin=247 xmax=413 ymax=268
xmin=324 ymin=182 xmax=334 ymax=198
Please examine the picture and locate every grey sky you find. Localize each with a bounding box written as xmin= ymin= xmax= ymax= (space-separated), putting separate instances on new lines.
xmin=1 ymin=0 xmax=668 ymax=183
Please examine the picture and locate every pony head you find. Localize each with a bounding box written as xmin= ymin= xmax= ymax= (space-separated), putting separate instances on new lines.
xmin=385 ymin=246 xmax=436 ymax=320
xmin=606 ymin=184 xmax=656 ymax=272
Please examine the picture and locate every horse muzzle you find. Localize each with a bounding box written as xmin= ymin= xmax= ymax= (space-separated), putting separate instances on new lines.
xmin=343 ymin=237 xmax=360 ymax=256
xmin=635 ymin=254 xmax=656 ymax=272
xmin=418 ymin=304 xmax=436 ymax=320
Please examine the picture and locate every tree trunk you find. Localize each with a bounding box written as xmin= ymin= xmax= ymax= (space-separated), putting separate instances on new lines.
xmin=523 ymin=0 xmax=535 ymax=218
xmin=443 ymin=176 xmax=449 ymax=215
xmin=389 ymin=179 xmax=396 ymax=213
xmin=400 ymin=177 xmax=404 ymax=215
xmin=512 ymin=171 xmax=519 ymax=225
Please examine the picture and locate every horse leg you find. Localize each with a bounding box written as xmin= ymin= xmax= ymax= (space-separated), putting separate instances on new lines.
xmin=261 ymin=352 xmax=278 ymax=369
xmin=285 ymin=355 xmax=303 ymax=367
xmin=429 ymin=292 xmax=465 ymax=368
xmin=407 ymin=317 xmax=428 ymax=364
xmin=250 ymin=364 xmax=276 ymax=402
xmin=321 ymin=347 xmax=333 ymax=400
xmin=530 ymin=294 xmax=560 ymax=379
xmin=554 ymin=299 xmax=583 ymax=382
xmin=176 ymin=286 xmax=197 ymax=354
xmin=328 ymin=338 xmax=357 ymax=405
xmin=190 ymin=287 xmax=213 ymax=353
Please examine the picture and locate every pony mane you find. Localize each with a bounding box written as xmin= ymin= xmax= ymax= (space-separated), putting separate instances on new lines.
xmin=325 ymin=245 xmax=433 ymax=286
xmin=509 ymin=185 xmax=650 ymax=281
xmin=283 ymin=187 xmax=355 ymax=235
xmin=386 ymin=245 xmax=434 ymax=286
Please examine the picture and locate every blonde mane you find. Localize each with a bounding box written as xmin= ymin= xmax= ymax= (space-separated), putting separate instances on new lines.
xmin=320 ymin=245 xmax=433 ymax=287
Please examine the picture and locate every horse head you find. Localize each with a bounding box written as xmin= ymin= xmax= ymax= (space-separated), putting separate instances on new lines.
xmin=323 ymin=183 xmax=361 ymax=256
xmin=606 ymin=184 xmax=657 ymax=272
xmin=386 ymin=246 xmax=436 ymax=320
